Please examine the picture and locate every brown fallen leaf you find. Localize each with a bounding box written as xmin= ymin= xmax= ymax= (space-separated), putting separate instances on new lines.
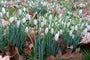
xmin=0 ymin=55 xmax=10 ymax=60
xmin=78 ymin=3 xmax=86 ymax=8
xmin=44 ymin=55 xmax=55 ymax=60
xmin=28 ymin=11 xmax=37 ymax=19
xmin=79 ymin=32 xmax=90 ymax=44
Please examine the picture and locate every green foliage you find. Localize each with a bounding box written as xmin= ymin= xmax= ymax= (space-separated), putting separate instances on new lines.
xmin=30 ymin=5 xmax=47 ymax=15
xmin=27 ymin=32 xmax=61 ymax=60
xmin=0 ymin=21 xmax=27 ymax=53
xmin=61 ymin=30 xmax=81 ymax=52
xmin=81 ymin=49 xmax=90 ymax=60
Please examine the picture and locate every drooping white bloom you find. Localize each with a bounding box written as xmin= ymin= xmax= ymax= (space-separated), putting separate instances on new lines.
xmin=23 ymin=7 xmax=26 ymax=12
xmin=55 ymin=16 xmax=57 ymax=21
xmin=69 ymin=30 xmax=73 ymax=36
xmin=49 ymin=15 xmax=52 ymax=24
xmin=9 ymin=17 xmax=14 ymax=23
xmin=19 ymin=9 xmax=22 ymax=15
xmin=0 ymin=12 xmax=3 ymax=18
xmin=2 ymin=8 xmax=5 ymax=14
xmin=17 ymin=20 xmax=20 ymax=27
xmin=55 ymin=33 xmax=59 ymax=41
xmin=63 ymin=8 xmax=66 ymax=11
xmin=44 ymin=19 xmax=47 ymax=25
xmin=80 ymin=23 xmax=84 ymax=29
xmin=72 ymin=34 xmax=74 ymax=39
xmin=87 ymin=25 xmax=90 ymax=30
xmin=34 ymin=19 xmax=37 ymax=25
xmin=6 ymin=12 xmax=9 ymax=17
xmin=41 ymin=22 xmax=44 ymax=27
xmin=60 ymin=29 xmax=63 ymax=34
xmin=67 ymin=11 xmax=72 ymax=15
xmin=51 ymin=28 xmax=54 ymax=34
xmin=58 ymin=14 xmax=62 ymax=18
xmin=71 ymin=26 xmax=74 ymax=30
xmin=39 ymin=27 xmax=41 ymax=32
xmin=62 ymin=21 xmax=64 ymax=25
xmin=66 ymin=16 xmax=69 ymax=20
xmin=22 ymin=18 xmax=26 ymax=23
xmin=25 ymin=27 xmax=29 ymax=33
xmin=45 ymin=28 xmax=49 ymax=34
xmin=75 ymin=25 xmax=78 ymax=31
xmin=67 ymin=22 xmax=70 ymax=27
xmin=79 ymin=9 xmax=83 ymax=15
xmin=26 ymin=14 xmax=31 ymax=20
xmin=49 ymin=24 xmax=51 ymax=29
xmin=86 ymin=23 xmax=88 ymax=26
xmin=14 ymin=16 xmax=17 ymax=22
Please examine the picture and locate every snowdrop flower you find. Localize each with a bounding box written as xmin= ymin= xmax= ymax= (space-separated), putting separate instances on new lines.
xmin=79 ymin=9 xmax=83 ymax=15
xmin=45 ymin=28 xmax=49 ymax=34
xmin=41 ymin=22 xmax=44 ymax=27
xmin=22 ymin=18 xmax=26 ymax=23
xmin=62 ymin=21 xmax=64 ymax=25
xmin=49 ymin=15 xmax=52 ymax=24
xmin=72 ymin=34 xmax=74 ymax=39
xmin=60 ymin=29 xmax=63 ymax=34
xmin=55 ymin=33 xmax=59 ymax=41
xmin=75 ymin=25 xmax=78 ymax=31
xmin=34 ymin=19 xmax=37 ymax=25
xmin=68 ymin=11 xmax=72 ymax=15
xmin=87 ymin=25 xmax=90 ymax=30
xmin=49 ymin=24 xmax=51 ymax=29
xmin=2 ymin=8 xmax=5 ymax=14
xmin=58 ymin=14 xmax=62 ymax=18
xmin=14 ymin=16 xmax=17 ymax=22
xmin=25 ymin=27 xmax=29 ymax=33
xmin=51 ymin=28 xmax=54 ymax=34
xmin=9 ymin=17 xmax=14 ymax=23
xmin=67 ymin=22 xmax=70 ymax=27
xmin=0 ymin=12 xmax=3 ymax=18
xmin=39 ymin=27 xmax=41 ymax=32
xmin=19 ymin=9 xmax=22 ymax=15
xmin=71 ymin=26 xmax=74 ymax=30
xmin=26 ymin=14 xmax=31 ymax=20
xmin=23 ymin=7 xmax=26 ymax=12
xmin=17 ymin=20 xmax=20 ymax=27
xmin=86 ymin=23 xmax=88 ymax=26
xmin=44 ymin=19 xmax=47 ymax=25
xmin=6 ymin=12 xmax=9 ymax=17
xmin=55 ymin=16 xmax=57 ymax=21
xmin=79 ymin=18 xmax=82 ymax=23
xmin=66 ymin=16 xmax=69 ymax=20
xmin=1 ymin=0 xmax=4 ymax=3
xmin=69 ymin=30 xmax=73 ymax=36
xmin=80 ymin=23 xmax=84 ymax=29
xmin=63 ymin=8 xmax=66 ymax=11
